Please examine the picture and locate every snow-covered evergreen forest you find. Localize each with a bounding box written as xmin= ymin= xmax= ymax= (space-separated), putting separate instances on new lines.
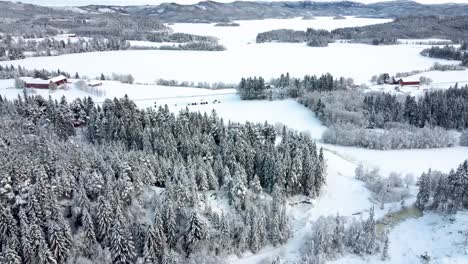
xmin=416 ymin=160 xmax=468 ymax=214
xmin=0 ymin=93 xmax=341 ymax=264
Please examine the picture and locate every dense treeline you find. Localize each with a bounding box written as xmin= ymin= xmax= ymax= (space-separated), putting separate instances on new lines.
xmin=0 ymin=65 xmax=72 ymax=80
xmin=0 ymin=35 xmax=130 ymax=61
xmin=0 ymin=93 xmax=328 ymax=263
xmin=256 ymin=28 xmax=332 ymax=47
xmin=416 ymin=160 xmax=468 ymax=214
xmin=421 ymin=44 xmax=468 ymax=66
xmin=331 ymin=16 xmax=468 ymax=43
xmin=238 ymin=73 xmax=353 ymax=100
xmin=214 ymin=23 xmax=240 ymax=27
xmin=363 ymin=87 xmax=468 ymax=130
xmin=301 ymin=86 xmax=468 ymax=131
xmin=145 ymin=32 xmax=217 ymax=43
xmin=256 ymin=16 xmax=468 ymax=46
xmin=159 ymin=41 xmax=226 ymax=51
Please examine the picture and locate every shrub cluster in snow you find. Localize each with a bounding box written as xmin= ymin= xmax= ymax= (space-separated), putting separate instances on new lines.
xmin=300 ymin=208 xmax=386 ymax=263
xmin=155 ymin=78 xmax=236 ymax=89
xmin=461 ymin=130 xmax=468 ymax=146
xmin=322 ymin=123 xmax=456 ymax=150
xmin=355 ymin=164 xmax=413 ymax=206
xmin=110 ymin=73 xmax=135 ymax=84
xmin=74 ymin=80 xmax=106 ymax=97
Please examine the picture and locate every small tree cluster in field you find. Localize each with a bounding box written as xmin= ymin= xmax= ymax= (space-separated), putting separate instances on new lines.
xmin=300 ymin=208 xmax=387 ymax=263
xmin=74 ymin=80 xmax=106 ymax=97
xmin=355 ymin=164 xmax=412 ymax=206
xmin=256 ymin=28 xmax=332 ymax=47
xmin=416 ymin=160 xmax=468 ymax=214
xmin=419 ymin=76 xmax=433 ymax=85
xmin=111 ymin=73 xmax=135 ymax=84
xmin=323 ymin=123 xmax=456 ymax=150
xmin=159 ymin=41 xmax=226 ymax=51
xmin=421 ymin=44 xmax=467 ymax=61
xmin=238 ymin=73 xmax=353 ymax=100
xmin=429 ymin=62 xmax=466 ymax=71
xmin=156 ymin=79 xmax=236 ymax=89
xmin=14 ymin=77 xmax=25 ymax=89
xmin=461 ymin=130 xmax=468 ymax=146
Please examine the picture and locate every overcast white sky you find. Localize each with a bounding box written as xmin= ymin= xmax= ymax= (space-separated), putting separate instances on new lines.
xmin=9 ymin=0 xmax=468 ymax=6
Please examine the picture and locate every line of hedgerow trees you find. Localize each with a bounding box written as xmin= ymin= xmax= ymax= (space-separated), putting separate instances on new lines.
xmin=0 ymin=92 xmax=329 ymax=264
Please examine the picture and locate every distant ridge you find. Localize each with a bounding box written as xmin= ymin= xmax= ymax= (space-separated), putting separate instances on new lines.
xmin=76 ymin=0 xmax=468 ymax=22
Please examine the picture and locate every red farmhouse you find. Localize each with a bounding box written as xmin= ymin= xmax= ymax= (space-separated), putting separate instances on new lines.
xmin=25 ymin=75 xmax=68 ymax=89
xmin=397 ymin=79 xmax=421 ymax=87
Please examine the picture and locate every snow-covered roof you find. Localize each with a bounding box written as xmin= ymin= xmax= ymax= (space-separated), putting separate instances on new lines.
xmin=49 ymin=75 xmax=67 ymax=83
xmin=25 ymin=78 xmax=49 ymax=84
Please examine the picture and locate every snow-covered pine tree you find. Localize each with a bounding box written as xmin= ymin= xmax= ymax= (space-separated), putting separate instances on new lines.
xmin=184 ymin=211 xmax=205 ymax=257
xmin=416 ymin=171 xmax=431 ymax=210
xmin=110 ymin=206 xmax=136 ymax=264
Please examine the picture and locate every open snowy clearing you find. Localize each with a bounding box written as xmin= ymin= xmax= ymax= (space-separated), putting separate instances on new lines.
xmin=330 ymin=212 xmax=468 ymax=264
xmin=2 ymin=43 xmax=456 ymax=86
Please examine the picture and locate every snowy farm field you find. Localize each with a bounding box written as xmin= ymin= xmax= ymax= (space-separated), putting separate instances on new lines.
xmin=3 ymin=43 xmax=456 ymax=85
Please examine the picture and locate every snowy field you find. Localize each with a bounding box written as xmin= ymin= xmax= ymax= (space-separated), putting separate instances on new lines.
xmin=3 ymin=43 xmax=455 ymax=85
xmin=2 ymin=17 xmax=460 ymax=85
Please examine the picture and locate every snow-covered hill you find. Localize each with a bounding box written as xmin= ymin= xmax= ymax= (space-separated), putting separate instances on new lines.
xmin=15 ymin=0 xmax=468 ymax=7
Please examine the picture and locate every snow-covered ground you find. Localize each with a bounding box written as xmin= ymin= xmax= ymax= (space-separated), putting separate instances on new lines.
xmin=2 ymin=43 xmax=455 ymax=85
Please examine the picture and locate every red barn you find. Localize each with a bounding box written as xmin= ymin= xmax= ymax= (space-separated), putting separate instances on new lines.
xmin=397 ymin=79 xmax=421 ymax=87
xmin=25 ymin=75 xmax=68 ymax=89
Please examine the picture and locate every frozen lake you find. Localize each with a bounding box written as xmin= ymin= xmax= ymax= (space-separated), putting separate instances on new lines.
xmin=3 ymin=17 xmax=456 ymax=85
